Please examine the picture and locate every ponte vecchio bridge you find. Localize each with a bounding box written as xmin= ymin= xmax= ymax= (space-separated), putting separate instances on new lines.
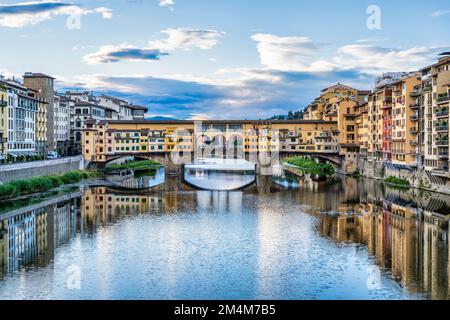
xmin=83 ymin=120 xmax=356 ymax=174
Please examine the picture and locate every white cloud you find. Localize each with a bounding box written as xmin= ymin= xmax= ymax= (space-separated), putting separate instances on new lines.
xmin=159 ymin=0 xmax=174 ymax=11
xmin=94 ymin=7 xmax=113 ymax=19
xmin=57 ymin=67 xmax=373 ymax=120
xmin=430 ymin=9 xmax=450 ymax=17
xmin=187 ymin=113 xmax=212 ymax=121
xmin=0 ymin=1 xmax=113 ymax=28
xmin=0 ymin=64 xmax=15 ymax=79
xmin=333 ymin=44 xmax=447 ymax=73
xmin=251 ymin=33 xmax=322 ymax=72
xmin=150 ymin=28 xmax=226 ymax=51
xmin=84 ymin=28 xmax=225 ymax=64
xmin=356 ymin=38 xmax=390 ymax=43
xmin=251 ymin=33 xmax=449 ymax=74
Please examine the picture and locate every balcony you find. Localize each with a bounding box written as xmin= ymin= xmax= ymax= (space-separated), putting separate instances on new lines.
xmin=435 ymin=125 xmax=449 ymax=132
xmin=438 ymin=152 xmax=449 ymax=159
xmin=436 ymin=110 xmax=449 ymax=118
xmin=315 ymin=134 xmax=333 ymax=140
xmin=410 ymin=127 xmax=418 ymax=134
xmin=436 ymin=140 xmax=449 ymax=146
xmin=410 ymin=90 xmax=422 ymax=97
xmin=437 ymin=93 xmax=449 ymax=104
xmin=410 ymin=115 xmax=419 ymax=121
xmin=423 ymin=85 xmax=432 ymax=93
xmin=410 ymin=104 xmax=420 ymax=110
xmin=410 ymin=140 xmax=419 ymax=146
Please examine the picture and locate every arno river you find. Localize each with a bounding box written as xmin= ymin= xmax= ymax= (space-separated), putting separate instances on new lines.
xmin=0 ymin=171 xmax=449 ymax=300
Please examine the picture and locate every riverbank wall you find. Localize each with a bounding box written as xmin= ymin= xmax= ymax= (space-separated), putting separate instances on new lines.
xmin=358 ymin=158 xmax=450 ymax=195
xmin=0 ymin=156 xmax=84 ymax=184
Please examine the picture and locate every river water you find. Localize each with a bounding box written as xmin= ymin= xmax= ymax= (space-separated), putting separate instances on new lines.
xmin=0 ymin=172 xmax=449 ymax=300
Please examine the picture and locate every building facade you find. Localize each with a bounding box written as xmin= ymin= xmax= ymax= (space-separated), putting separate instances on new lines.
xmin=1 ymin=80 xmax=39 ymax=158
xmin=82 ymin=120 xmax=340 ymax=164
xmin=35 ymin=98 xmax=47 ymax=156
xmin=23 ymin=73 xmax=55 ymax=153
xmin=390 ymin=74 xmax=421 ymax=167
xmin=0 ymin=82 xmax=7 ymax=159
xmin=422 ymin=55 xmax=450 ymax=173
xmin=53 ymin=94 xmax=70 ymax=156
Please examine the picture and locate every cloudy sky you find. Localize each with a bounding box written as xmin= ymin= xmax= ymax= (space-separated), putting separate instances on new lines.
xmin=0 ymin=0 xmax=449 ymax=119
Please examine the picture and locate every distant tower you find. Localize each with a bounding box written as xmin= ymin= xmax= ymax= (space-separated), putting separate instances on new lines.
xmin=23 ymin=73 xmax=55 ymax=152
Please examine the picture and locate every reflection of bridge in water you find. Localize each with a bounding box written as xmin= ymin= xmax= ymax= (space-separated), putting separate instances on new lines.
xmin=183 ymin=158 xmax=257 ymax=191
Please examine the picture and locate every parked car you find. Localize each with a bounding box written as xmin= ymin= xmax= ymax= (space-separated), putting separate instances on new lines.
xmin=47 ymin=151 xmax=59 ymax=159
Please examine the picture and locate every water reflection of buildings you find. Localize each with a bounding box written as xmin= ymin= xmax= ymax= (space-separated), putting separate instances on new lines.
xmin=0 ymin=182 xmax=243 ymax=277
xmin=0 ymin=208 xmax=47 ymax=276
xmin=82 ymin=188 xmax=166 ymax=228
xmin=1 ymin=176 xmax=450 ymax=300
xmin=312 ymin=178 xmax=450 ymax=299
xmin=0 ymin=189 xmax=174 ymax=277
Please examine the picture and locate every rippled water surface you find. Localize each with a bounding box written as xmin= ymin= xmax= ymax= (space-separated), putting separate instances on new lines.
xmin=0 ymin=174 xmax=449 ymax=300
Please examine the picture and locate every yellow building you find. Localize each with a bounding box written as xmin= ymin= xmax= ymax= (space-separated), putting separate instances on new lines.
xmin=391 ymin=74 xmax=421 ymax=167
xmin=83 ymin=120 xmax=341 ymax=163
xmin=301 ymin=83 xmax=369 ymax=171
xmin=304 ymin=83 xmax=363 ymax=121
xmin=422 ymin=55 xmax=450 ymax=172
xmin=367 ymin=91 xmax=383 ymax=161
xmin=355 ymin=102 xmax=369 ymax=158
xmin=335 ymin=98 xmax=363 ymax=173
xmin=35 ymin=99 xmax=48 ymax=156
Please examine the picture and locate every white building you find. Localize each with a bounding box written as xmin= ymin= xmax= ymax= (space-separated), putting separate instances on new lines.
xmin=3 ymin=80 xmax=39 ymax=158
xmin=53 ymin=94 xmax=70 ymax=156
xmin=98 ymin=95 xmax=136 ymax=120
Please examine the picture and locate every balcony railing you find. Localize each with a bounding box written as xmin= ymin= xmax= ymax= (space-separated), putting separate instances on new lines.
xmin=423 ymin=85 xmax=432 ymax=92
xmin=410 ymin=104 xmax=420 ymax=110
xmin=438 ymin=152 xmax=449 ymax=159
xmin=438 ymin=93 xmax=449 ymax=103
xmin=410 ymin=127 xmax=418 ymax=134
xmin=436 ymin=125 xmax=449 ymax=132
xmin=436 ymin=110 xmax=449 ymax=117
xmin=436 ymin=140 xmax=449 ymax=146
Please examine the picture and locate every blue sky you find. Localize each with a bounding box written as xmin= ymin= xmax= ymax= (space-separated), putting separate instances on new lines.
xmin=0 ymin=0 xmax=449 ymax=119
